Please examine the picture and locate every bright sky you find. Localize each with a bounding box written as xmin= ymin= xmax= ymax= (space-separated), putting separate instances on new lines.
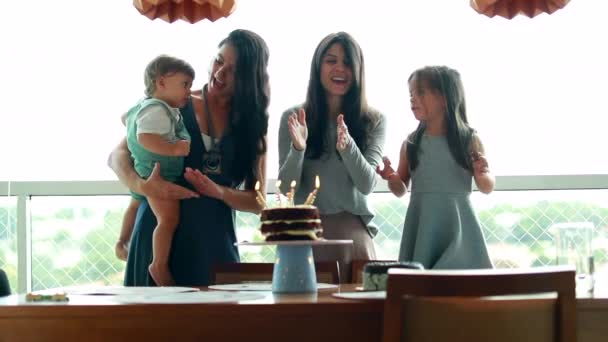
xmin=0 ymin=0 xmax=606 ymax=181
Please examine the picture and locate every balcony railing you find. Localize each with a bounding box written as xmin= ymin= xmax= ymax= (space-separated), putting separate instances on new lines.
xmin=1 ymin=175 xmax=607 ymax=293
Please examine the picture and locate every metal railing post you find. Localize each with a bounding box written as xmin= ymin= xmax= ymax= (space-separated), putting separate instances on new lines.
xmin=16 ymin=194 xmax=31 ymax=293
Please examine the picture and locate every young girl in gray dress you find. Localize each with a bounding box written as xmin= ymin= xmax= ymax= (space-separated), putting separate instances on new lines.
xmin=376 ymin=66 xmax=494 ymax=269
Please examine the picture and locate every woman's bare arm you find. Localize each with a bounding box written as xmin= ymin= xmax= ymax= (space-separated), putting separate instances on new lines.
xmin=224 ymin=150 xmax=267 ymax=214
xmin=184 ymin=139 xmax=268 ymax=214
xmin=107 ymin=138 xmax=198 ymax=200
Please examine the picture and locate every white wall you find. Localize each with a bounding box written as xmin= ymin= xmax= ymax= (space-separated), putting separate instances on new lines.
xmin=1 ymin=0 xmax=606 ymax=181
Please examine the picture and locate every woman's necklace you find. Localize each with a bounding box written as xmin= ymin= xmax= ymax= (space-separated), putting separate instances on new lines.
xmin=201 ymin=86 xmax=222 ymax=175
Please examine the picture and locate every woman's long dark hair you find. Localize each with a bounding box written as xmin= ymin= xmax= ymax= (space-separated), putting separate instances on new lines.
xmin=304 ymin=32 xmax=380 ymax=159
xmin=407 ymin=66 xmax=475 ymax=171
xmin=220 ymin=29 xmax=270 ymax=187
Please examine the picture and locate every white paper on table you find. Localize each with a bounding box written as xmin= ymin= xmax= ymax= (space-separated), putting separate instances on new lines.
xmin=115 ymin=291 xmax=265 ymax=304
xmin=44 ymin=286 xmax=199 ymax=296
xmin=332 ymin=291 xmax=386 ymax=300
xmin=207 ymin=282 xmax=338 ymax=291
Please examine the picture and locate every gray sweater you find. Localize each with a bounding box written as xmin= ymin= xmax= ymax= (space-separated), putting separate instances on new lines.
xmin=277 ymin=107 xmax=387 ymax=236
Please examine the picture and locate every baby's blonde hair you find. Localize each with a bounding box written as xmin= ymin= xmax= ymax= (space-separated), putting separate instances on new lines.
xmin=144 ymin=55 xmax=195 ymax=97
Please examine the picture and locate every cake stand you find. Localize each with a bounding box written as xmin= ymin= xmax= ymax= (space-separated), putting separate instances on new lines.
xmin=236 ymin=240 xmax=352 ymax=294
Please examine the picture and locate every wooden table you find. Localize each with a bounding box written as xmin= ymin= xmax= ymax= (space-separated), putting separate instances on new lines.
xmin=577 ymin=290 xmax=608 ymax=342
xmin=0 ymin=284 xmax=606 ymax=342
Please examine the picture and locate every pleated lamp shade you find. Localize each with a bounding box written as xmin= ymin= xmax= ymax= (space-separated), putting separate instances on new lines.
xmin=133 ymin=0 xmax=237 ymax=24
xmin=470 ymin=0 xmax=570 ymax=19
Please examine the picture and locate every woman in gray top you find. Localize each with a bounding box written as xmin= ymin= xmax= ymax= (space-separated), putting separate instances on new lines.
xmin=278 ymin=32 xmax=386 ymax=282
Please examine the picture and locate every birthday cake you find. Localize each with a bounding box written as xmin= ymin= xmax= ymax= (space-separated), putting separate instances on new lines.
xmin=362 ymin=261 xmax=424 ymax=291
xmin=260 ymin=205 xmax=323 ymax=241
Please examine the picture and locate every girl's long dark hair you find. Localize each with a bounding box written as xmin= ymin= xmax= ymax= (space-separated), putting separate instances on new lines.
xmin=304 ymin=32 xmax=380 ymax=159
xmin=407 ymin=66 xmax=475 ymax=171
xmin=220 ymin=29 xmax=270 ymax=187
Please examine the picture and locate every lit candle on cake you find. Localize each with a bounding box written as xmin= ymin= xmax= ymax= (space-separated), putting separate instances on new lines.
xmin=304 ymin=175 xmax=320 ymax=205
xmin=255 ymin=181 xmax=267 ymax=208
xmin=287 ymin=180 xmax=296 ymax=206
xmin=275 ymin=180 xmax=283 ymax=207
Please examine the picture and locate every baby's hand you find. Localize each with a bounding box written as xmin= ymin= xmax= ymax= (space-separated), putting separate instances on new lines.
xmin=471 ymin=152 xmax=489 ymax=175
xmin=174 ymin=140 xmax=191 ymax=156
xmin=376 ymin=156 xmax=396 ymax=180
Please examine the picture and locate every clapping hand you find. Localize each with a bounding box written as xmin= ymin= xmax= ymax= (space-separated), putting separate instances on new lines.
xmin=336 ymin=114 xmax=351 ymax=151
xmin=471 ymin=152 xmax=490 ymax=175
xmin=288 ymin=108 xmax=308 ymax=151
xmin=184 ymin=167 xmax=225 ymax=200
xmin=376 ymin=156 xmax=396 ymax=180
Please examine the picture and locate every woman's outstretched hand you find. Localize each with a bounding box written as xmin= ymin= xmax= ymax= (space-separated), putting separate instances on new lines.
xmin=336 ymin=114 xmax=351 ymax=151
xmin=184 ymin=167 xmax=225 ymax=200
xmin=376 ymin=156 xmax=396 ymax=180
xmin=288 ymin=108 xmax=308 ymax=151
xmin=142 ymin=163 xmax=199 ymax=200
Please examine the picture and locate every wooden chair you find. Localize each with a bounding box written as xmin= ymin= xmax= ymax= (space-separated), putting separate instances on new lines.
xmin=211 ymin=261 xmax=341 ymax=285
xmin=350 ymin=259 xmax=397 ymax=283
xmin=382 ymin=266 xmax=576 ymax=342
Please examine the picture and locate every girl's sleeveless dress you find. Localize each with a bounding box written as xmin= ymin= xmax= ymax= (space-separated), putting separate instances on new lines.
xmin=399 ymin=134 xmax=493 ymax=269
xmin=124 ymin=99 xmax=241 ymax=286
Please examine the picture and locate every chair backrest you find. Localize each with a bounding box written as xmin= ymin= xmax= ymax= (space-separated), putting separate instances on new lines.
xmin=0 ymin=269 xmax=10 ymax=297
xmin=382 ymin=266 xmax=576 ymax=342
xmin=212 ymin=261 xmax=341 ymax=285
xmin=350 ymin=259 xmax=396 ymax=284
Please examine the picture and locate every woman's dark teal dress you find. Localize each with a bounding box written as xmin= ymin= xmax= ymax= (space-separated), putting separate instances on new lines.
xmin=124 ymin=99 xmax=240 ymax=286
